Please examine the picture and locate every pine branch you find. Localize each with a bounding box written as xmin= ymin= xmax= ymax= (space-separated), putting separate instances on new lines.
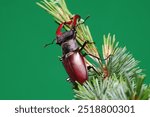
xmin=74 ymin=74 xmax=150 ymax=100
xmin=74 ymin=35 xmax=150 ymax=100
xmin=37 ymin=0 xmax=150 ymax=100
xmin=102 ymin=34 xmax=143 ymax=78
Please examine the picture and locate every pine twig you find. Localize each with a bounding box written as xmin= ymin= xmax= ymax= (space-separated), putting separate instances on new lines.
xmin=37 ymin=0 xmax=150 ymax=100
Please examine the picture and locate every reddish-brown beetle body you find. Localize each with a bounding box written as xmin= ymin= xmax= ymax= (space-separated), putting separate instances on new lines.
xmin=62 ymin=50 xmax=88 ymax=84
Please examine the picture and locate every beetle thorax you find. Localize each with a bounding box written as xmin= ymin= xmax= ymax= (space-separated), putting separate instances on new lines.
xmin=61 ymin=39 xmax=78 ymax=55
xmin=56 ymin=29 xmax=79 ymax=55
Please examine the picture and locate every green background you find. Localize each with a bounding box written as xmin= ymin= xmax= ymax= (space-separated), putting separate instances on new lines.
xmin=0 ymin=0 xmax=150 ymax=99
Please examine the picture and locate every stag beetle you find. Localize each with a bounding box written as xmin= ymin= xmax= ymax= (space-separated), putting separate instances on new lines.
xmin=45 ymin=15 xmax=100 ymax=85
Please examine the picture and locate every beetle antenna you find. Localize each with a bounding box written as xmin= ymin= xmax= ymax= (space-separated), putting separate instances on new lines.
xmin=76 ymin=15 xmax=90 ymax=27
xmin=44 ymin=38 xmax=56 ymax=48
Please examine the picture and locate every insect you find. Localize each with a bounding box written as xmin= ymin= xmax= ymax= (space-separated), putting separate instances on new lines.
xmin=45 ymin=15 xmax=100 ymax=85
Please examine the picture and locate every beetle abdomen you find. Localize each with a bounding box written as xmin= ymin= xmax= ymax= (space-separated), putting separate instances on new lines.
xmin=62 ymin=51 xmax=88 ymax=84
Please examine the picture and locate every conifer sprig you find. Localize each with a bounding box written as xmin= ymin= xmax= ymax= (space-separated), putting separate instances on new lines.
xmin=74 ymin=35 xmax=150 ymax=100
xmin=37 ymin=0 xmax=150 ymax=100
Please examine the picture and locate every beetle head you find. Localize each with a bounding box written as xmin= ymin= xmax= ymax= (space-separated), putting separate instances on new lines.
xmin=56 ymin=29 xmax=76 ymax=45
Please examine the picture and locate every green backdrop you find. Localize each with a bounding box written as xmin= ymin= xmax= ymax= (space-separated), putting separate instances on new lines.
xmin=0 ymin=0 xmax=150 ymax=99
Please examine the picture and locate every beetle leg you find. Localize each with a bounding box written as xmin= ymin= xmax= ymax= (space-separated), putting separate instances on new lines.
xmin=103 ymin=54 xmax=112 ymax=61
xmin=84 ymin=53 xmax=112 ymax=62
xmin=44 ymin=38 xmax=56 ymax=48
xmin=80 ymin=41 xmax=112 ymax=61
xmin=83 ymin=53 xmax=100 ymax=60
xmin=79 ymin=40 xmax=95 ymax=52
xmin=87 ymin=66 xmax=101 ymax=75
